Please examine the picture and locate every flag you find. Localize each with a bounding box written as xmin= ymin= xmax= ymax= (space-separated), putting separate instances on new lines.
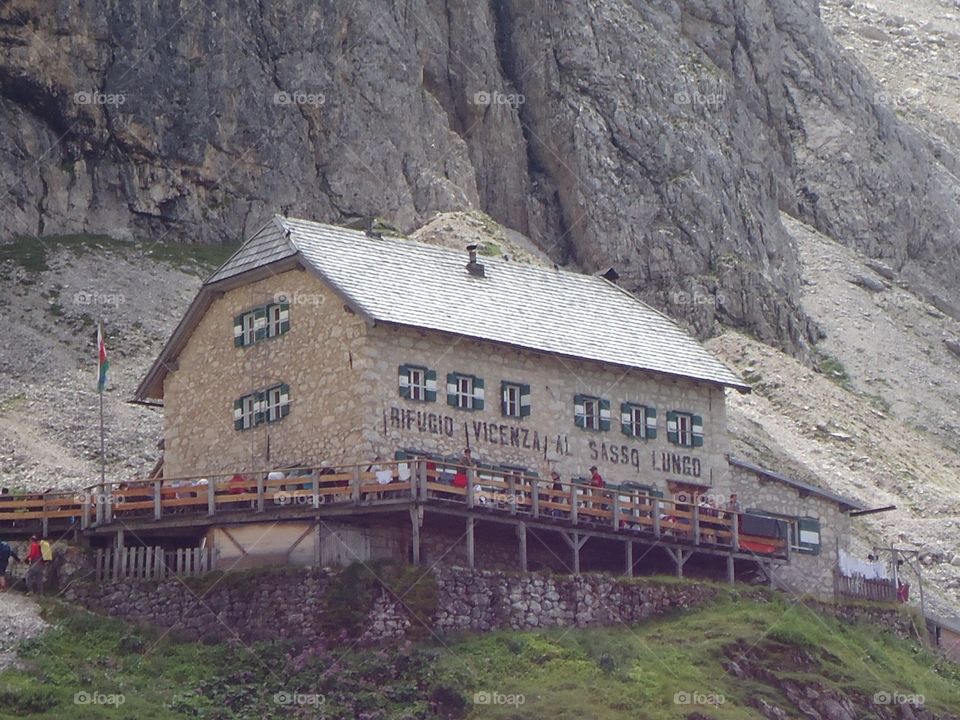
xmin=97 ymin=323 xmax=109 ymax=393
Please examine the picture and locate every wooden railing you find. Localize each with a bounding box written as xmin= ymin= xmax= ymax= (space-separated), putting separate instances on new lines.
xmin=0 ymin=459 xmax=787 ymax=557
xmin=835 ymin=571 xmax=899 ymax=603
xmin=94 ymin=545 xmax=212 ymax=582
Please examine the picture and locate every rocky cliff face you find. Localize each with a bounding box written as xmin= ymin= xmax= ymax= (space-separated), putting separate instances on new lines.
xmin=1 ymin=0 xmax=958 ymax=351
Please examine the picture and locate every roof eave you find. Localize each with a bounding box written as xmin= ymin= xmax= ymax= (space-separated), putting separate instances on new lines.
xmin=728 ymin=456 xmax=866 ymax=512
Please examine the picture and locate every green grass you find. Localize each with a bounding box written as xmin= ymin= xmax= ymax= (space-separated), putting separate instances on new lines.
xmin=813 ymin=349 xmax=852 ymax=390
xmin=0 ymin=234 xmax=239 ymax=277
xmin=0 ymin=592 xmax=957 ymax=719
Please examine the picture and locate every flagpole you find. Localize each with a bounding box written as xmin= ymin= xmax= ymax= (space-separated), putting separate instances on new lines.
xmin=99 ymin=380 xmax=105 ymax=486
xmin=98 ymin=319 xmax=106 ymax=487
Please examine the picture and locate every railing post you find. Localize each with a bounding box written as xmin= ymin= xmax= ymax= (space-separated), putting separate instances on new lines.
xmin=466 ymin=468 xmax=475 ymax=509
xmin=41 ymin=492 xmax=49 ymax=537
xmin=105 ymin=484 xmax=114 ymax=525
xmin=154 ymin=480 xmax=163 ymax=521
xmin=351 ymin=465 xmax=361 ymax=503
xmin=731 ymin=511 xmax=740 ymax=552
xmin=95 ymin=485 xmax=105 ymax=526
xmin=507 ymin=474 xmax=517 ymax=515
xmin=612 ymin=492 xmax=620 ymax=530
xmin=207 ymin=479 xmax=216 ymax=516
xmin=256 ymin=474 xmax=265 ymax=512
xmin=570 ymin=483 xmax=578 ymax=525
xmin=418 ymin=460 xmax=427 ymax=500
xmin=652 ymin=497 xmax=661 ymax=539
xmin=81 ymin=493 xmax=89 ymax=530
xmin=312 ymin=475 xmax=320 ymax=510
xmin=692 ymin=504 xmax=700 ymax=545
xmin=531 ymin=478 xmax=539 ymax=519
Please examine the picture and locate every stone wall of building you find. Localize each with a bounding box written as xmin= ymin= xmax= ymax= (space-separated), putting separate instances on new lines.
xmin=63 ymin=565 xmax=920 ymax=648
xmin=163 ymin=270 xmax=371 ymax=477
xmin=358 ymin=323 xmax=732 ymax=490
xmin=723 ymin=464 xmax=851 ymax=599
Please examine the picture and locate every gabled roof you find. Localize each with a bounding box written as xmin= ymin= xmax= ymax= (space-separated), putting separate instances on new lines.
xmin=136 ymin=215 xmax=749 ymax=400
xmin=729 ymin=457 xmax=866 ymax=512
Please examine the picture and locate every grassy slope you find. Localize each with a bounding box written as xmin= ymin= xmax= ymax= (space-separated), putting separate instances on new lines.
xmin=1 ymin=589 xmax=958 ymax=720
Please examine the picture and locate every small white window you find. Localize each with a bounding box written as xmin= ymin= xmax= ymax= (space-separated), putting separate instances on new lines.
xmin=583 ymin=398 xmax=599 ymax=430
xmin=456 ymin=375 xmax=474 ymax=409
xmin=268 ymin=305 xmax=283 ymax=337
xmin=267 ymin=387 xmax=283 ymax=422
xmin=504 ymin=384 xmax=521 ymax=417
xmin=677 ymin=414 xmax=693 ymax=446
xmin=242 ymin=395 xmax=256 ymax=429
xmin=409 ymin=367 xmax=426 ymax=401
xmin=630 ymin=406 xmax=646 ymax=438
xmin=243 ymin=312 xmax=256 ymax=346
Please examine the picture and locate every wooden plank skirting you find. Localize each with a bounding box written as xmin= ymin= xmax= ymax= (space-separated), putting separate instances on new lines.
xmin=95 ymin=545 xmax=212 ymax=582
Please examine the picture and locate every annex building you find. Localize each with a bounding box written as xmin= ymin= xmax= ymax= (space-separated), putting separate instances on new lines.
xmin=123 ymin=215 xmax=864 ymax=597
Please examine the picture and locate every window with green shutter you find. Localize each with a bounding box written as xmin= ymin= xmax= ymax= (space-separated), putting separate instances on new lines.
xmin=267 ymin=302 xmax=290 ymax=337
xmin=399 ymin=365 xmax=435 ymax=402
xmin=234 ymin=384 xmax=290 ymax=430
xmin=667 ymin=411 xmax=702 ymax=446
xmin=233 ymin=315 xmax=246 ymax=347
xmin=797 ymin=517 xmax=821 ymax=555
xmin=234 ymin=302 xmax=291 ymax=349
xmin=253 ymin=307 xmax=268 ymax=342
xmin=447 ymin=373 xmax=484 ymax=410
xmin=620 ymin=403 xmax=656 ymax=438
xmin=501 ymin=381 xmax=531 ymax=417
xmin=574 ymin=395 xmax=608 ymax=431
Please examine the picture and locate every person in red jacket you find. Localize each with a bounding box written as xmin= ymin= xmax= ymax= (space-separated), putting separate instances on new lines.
xmin=588 ymin=466 xmax=605 ymax=512
xmin=25 ymin=536 xmax=43 ymax=595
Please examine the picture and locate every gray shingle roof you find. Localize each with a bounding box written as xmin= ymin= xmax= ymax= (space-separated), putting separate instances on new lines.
xmin=206 ymin=215 xmax=747 ymax=390
xmin=728 ymin=457 xmax=866 ymax=510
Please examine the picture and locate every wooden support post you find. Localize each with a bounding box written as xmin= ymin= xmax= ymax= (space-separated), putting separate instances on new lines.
xmin=313 ymin=523 xmax=321 ymax=566
xmin=573 ymin=531 xmax=581 ymax=574
xmin=410 ymin=507 xmax=421 ymax=565
xmin=417 ymin=460 xmax=427 ymax=500
xmin=518 ymin=523 xmax=528 ymax=572
xmin=767 ymin=562 xmax=775 ymax=588
xmin=105 ymin=484 xmax=114 ymax=525
xmin=625 ymin=540 xmax=633 ymax=577
xmin=570 ymin=484 xmax=578 ymax=525
xmin=312 ymin=478 xmax=320 ymax=510
xmin=612 ymin=493 xmax=621 ymax=530
xmin=115 ymin=528 xmax=125 ymax=548
xmin=667 ymin=548 xmax=691 ymax=578
xmin=531 ymin=479 xmax=539 ymax=519
xmin=466 ymin=516 xmax=475 ymax=569
xmin=95 ymin=485 xmax=104 ymax=526
xmin=256 ymin=474 xmax=265 ymax=512
xmin=154 ymin=480 xmax=163 ymax=520
xmin=507 ymin=475 xmax=516 ymax=515
xmin=731 ymin=512 xmax=739 ymax=551
xmin=652 ymin=497 xmax=661 ymax=539
xmin=207 ymin=479 xmax=216 ymax=517
xmin=692 ymin=504 xmax=700 ymax=545
xmin=41 ymin=493 xmax=49 ymax=537
xmin=727 ymin=555 xmax=735 ymax=584
xmin=351 ymin=465 xmax=361 ymax=503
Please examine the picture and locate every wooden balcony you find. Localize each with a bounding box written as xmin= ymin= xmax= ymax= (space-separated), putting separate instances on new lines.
xmin=0 ymin=460 xmax=789 ymax=580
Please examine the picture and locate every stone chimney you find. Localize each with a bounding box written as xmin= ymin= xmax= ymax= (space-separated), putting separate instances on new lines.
xmin=466 ymin=244 xmax=486 ymax=277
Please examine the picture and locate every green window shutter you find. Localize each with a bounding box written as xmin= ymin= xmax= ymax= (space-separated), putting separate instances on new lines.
xmin=425 ymin=369 xmax=437 ymax=402
xmin=233 ymin=315 xmax=245 ymax=347
xmin=398 ymin=365 xmax=411 ymax=399
xmin=446 ymin=373 xmax=458 ymax=408
xmin=233 ymin=398 xmax=245 ymax=430
xmin=519 ymin=383 xmax=531 ymax=417
xmin=666 ymin=411 xmax=679 ymax=444
xmin=574 ymin=394 xmax=586 ymax=429
xmin=798 ymin=517 xmax=821 ymax=555
xmin=253 ymin=307 xmax=268 ymax=341
xmin=645 ymin=406 xmax=657 ymax=439
xmin=501 ymin=381 xmax=510 ymax=416
xmin=620 ymin=402 xmax=632 ymax=436
xmin=692 ymin=414 xmax=704 ymax=447
xmin=599 ymin=398 xmax=611 ymax=431
xmin=473 ymin=376 xmax=484 ymax=411
xmin=278 ymin=302 xmax=290 ymax=334
xmin=253 ymin=391 xmax=267 ymax=426
xmin=279 ymin=383 xmax=290 ymax=418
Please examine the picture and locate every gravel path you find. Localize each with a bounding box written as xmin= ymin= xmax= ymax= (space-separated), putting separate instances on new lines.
xmin=0 ymin=590 xmax=49 ymax=672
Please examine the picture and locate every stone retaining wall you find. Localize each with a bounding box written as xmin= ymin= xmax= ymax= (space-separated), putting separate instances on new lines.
xmin=62 ymin=565 xmax=921 ymax=647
